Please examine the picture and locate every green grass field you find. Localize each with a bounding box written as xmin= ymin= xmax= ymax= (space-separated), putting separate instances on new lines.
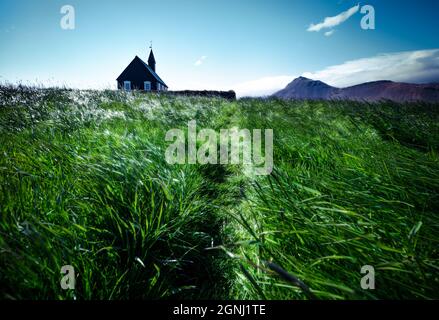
xmin=1 ymin=86 xmax=438 ymax=299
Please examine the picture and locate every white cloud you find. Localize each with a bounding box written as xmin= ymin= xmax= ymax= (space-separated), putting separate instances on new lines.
xmin=233 ymin=49 xmax=439 ymax=97
xmin=233 ymin=75 xmax=296 ymax=98
xmin=324 ymin=30 xmax=335 ymax=37
xmin=308 ymin=4 xmax=359 ymax=32
xmin=194 ymin=55 xmax=207 ymax=66
xmin=302 ymin=49 xmax=439 ymax=87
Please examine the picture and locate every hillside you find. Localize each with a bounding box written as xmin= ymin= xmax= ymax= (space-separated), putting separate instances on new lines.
xmin=273 ymin=77 xmax=439 ymax=102
xmin=274 ymin=76 xmax=338 ymax=99
xmin=1 ymin=86 xmax=439 ymax=300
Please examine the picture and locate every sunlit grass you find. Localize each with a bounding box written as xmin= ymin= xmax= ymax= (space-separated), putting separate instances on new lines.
xmin=0 ymin=85 xmax=438 ymax=299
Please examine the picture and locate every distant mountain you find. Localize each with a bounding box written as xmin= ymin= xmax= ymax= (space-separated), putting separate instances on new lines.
xmin=273 ymin=77 xmax=439 ymax=103
xmin=274 ymin=77 xmax=338 ymax=99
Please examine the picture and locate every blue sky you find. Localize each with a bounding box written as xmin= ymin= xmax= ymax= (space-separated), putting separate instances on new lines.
xmin=1 ymin=0 xmax=438 ymax=96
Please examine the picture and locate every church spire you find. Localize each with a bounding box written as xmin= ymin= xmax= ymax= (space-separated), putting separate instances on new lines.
xmin=148 ymin=42 xmax=156 ymax=72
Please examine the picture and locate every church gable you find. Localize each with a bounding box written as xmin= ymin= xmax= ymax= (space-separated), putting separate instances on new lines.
xmin=116 ymin=49 xmax=168 ymax=92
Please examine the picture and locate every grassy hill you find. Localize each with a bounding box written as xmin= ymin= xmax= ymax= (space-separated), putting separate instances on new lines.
xmin=1 ymin=86 xmax=438 ymax=299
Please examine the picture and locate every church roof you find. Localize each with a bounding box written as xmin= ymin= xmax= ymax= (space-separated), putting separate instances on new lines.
xmin=138 ymin=57 xmax=166 ymax=86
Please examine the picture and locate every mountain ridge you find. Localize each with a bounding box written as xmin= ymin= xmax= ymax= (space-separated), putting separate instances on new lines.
xmin=273 ymin=77 xmax=439 ymax=103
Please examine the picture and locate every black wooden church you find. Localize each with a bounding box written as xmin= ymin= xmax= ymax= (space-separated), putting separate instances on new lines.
xmin=117 ymin=49 xmax=168 ymax=91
